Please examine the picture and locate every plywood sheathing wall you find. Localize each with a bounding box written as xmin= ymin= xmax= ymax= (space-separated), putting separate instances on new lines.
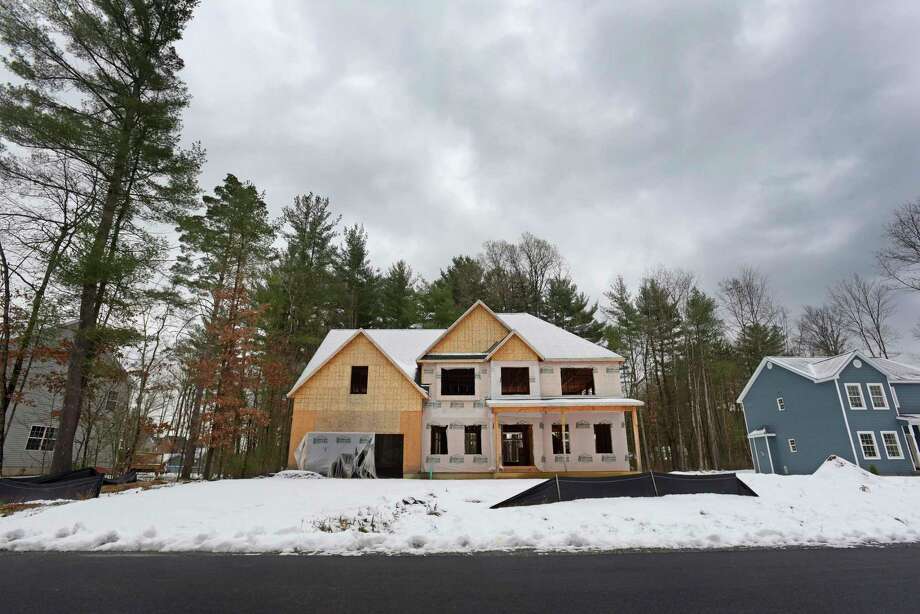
xmin=492 ymin=334 xmax=540 ymax=361
xmin=287 ymin=334 xmax=424 ymax=473
xmin=430 ymin=304 xmax=509 ymax=354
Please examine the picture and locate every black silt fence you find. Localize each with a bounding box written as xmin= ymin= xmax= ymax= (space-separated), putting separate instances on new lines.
xmin=491 ymin=472 xmax=757 ymax=509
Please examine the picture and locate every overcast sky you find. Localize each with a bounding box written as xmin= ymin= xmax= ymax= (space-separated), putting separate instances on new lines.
xmin=176 ymin=1 xmax=920 ymax=355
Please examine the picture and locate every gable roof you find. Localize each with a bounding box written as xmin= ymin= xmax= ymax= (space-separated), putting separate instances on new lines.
xmin=289 ymin=303 xmax=624 ymax=397
xmin=485 ymin=330 xmax=545 ymax=361
xmin=736 ymin=350 xmax=920 ymax=403
xmin=417 ymin=300 xmax=508 ymax=357
xmin=286 ymin=329 xmax=440 ymax=398
xmin=496 ymin=312 xmax=621 ymax=361
xmin=417 ymin=300 xmax=622 ymax=362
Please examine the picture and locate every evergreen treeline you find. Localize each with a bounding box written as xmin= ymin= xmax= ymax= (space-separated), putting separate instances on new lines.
xmin=0 ymin=1 xmax=914 ymax=478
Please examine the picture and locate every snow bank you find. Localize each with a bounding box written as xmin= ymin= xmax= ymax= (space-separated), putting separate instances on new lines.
xmin=2 ymin=459 xmax=919 ymax=554
xmin=271 ymin=470 xmax=324 ymax=480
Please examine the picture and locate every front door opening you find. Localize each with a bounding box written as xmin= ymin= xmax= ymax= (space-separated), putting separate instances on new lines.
xmin=501 ymin=424 xmax=533 ymax=467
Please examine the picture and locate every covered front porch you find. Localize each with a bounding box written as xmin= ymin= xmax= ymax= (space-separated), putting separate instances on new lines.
xmin=487 ymin=398 xmax=644 ymax=475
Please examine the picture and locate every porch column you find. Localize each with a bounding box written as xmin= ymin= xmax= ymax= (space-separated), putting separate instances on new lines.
xmin=492 ymin=411 xmax=501 ymax=472
xmin=631 ymin=407 xmax=643 ymax=472
xmin=560 ymin=408 xmax=569 ymax=472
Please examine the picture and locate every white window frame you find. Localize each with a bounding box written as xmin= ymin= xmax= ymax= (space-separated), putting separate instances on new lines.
xmin=776 ymin=397 xmax=785 ymax=411
xmin=866 ymin=383 xmax=888 ymax=410
xmin=880 ymin=431 xmax=904 ymax=460
xmin=845 ymin=384 xmax=866 ymax=410
xmin=857 ymin=431 xmax=880 ymax=460
xmin=788 ymin=438 xmax=797 ymax=453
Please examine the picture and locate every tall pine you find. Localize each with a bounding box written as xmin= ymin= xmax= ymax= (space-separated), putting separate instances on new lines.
xmin=0 ymin=0 xmax=203 ymax=471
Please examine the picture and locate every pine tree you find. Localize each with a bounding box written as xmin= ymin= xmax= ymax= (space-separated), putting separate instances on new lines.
xmin=335 ymin=225 xmax=378 ymax=328
xmin=543 ymin=275 xmax=605 ymax=342
xmin=0 ymin=0 xmax=203 ymax=472
xmin=379 ymin=261 xmax=421 ymax=328
xmin=173 ymin=174 xmax=274 ymax=479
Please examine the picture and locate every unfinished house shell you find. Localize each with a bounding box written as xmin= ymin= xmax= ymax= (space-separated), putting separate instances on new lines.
xmin=287 ymin=301 xmax=643 ymax=478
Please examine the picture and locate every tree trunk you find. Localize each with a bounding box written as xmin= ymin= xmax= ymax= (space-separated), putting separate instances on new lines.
xmin=50 ymin=110 xmax=135 ymax=474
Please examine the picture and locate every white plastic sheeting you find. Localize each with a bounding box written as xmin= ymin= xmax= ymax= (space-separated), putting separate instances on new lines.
xmin=295 ymin=432 xmax=377 ymax=478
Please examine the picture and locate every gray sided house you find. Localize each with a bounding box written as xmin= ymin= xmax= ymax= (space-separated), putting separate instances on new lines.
xmin=2 ymin=327 xmax=130 ymax=476
xmin=737 ymin=351 xmax=920 ymax=476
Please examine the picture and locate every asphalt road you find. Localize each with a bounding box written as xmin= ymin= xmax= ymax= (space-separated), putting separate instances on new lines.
xmin=0 ymin=546 xmax=914 ymax=613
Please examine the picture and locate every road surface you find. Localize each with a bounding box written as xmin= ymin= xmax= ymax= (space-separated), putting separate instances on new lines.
xmin=0 ymin=546 xmax=912 ymax=613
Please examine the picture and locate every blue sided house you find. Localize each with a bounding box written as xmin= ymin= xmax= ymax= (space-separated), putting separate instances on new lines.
xmin=737 ymin=351 xmax=920 ymax=475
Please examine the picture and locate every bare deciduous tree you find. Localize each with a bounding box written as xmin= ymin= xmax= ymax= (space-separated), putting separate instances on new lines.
xmin=718 ymin=267 xmax=780 ymax=334
xmin=828 ymin=274 xmax=895 ymax=358
xmin=879 ymin=199 xmax=920 ymax=291
xmin=797 ymin=304 xmax=850 ymax=356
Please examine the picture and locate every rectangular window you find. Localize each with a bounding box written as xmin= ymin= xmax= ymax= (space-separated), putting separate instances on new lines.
xmin=788 ymin=438 xmax=797 ymax=453
xmin=500 ymin=367 xmax=530 ymax=395
xmin=776 ymin=397 xmax=785 ymax=411
xmin=561 ymin=368 xmax=595 ymax=395
xmin=845 ymin=384 xmax=865 ymax=409
xmin=430 ymin=425 xmax=448 ymax=455
xmin=350 ymin=366 xmax=368 ymax=394
xmin=551 ymin=424 xmax=570 ymax=454
xmin=441 ymin=368 xmax=475 ymax=396
xmin=105 ymin=391 xmax=119 ymax=412
xmin=420 ymin=384 xmax=430 ymax=396
xmin=25 ymin=425 xmax=55 ymax=451
xmin=594 ymin=424 xmax=613 ymax=454
xmin=464 ymin=425 xmax=482 ymax=455
xmin=857 ymin=431 xmax=879 ymax=460
xmin=867 ymin=383 xmax=888 ymax=410
xmin=881 ymin=431 xmax=903 ymax=459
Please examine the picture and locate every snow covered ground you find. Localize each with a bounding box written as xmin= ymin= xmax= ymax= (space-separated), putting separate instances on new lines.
xmin=2 ymin=458 xmax=920 ymax=554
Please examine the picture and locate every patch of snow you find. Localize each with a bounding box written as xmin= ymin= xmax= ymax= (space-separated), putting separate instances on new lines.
xmin=2 ymin=458 xmax=920 ymax=554
xmin=272 ymin=470 xmax=324 ymax=480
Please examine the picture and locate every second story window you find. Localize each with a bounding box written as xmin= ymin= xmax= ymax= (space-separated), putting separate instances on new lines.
xmin=561 ymin=368 xmax=594 ymax=395
xmin=441 ymin=368 xmax=475 ymax=396
xmin=350 ymin=366 xmax=368 ymax=394
xmin=867 ymin=383 xmax=888 ymax=409
xmin=776 ymin=397 xmax=785 ymax=411
xmin=501 ymin=367 xmax=530 ymax=395
xmin=845 ymin=384 xmax=865 ymax=409
xmin=430 ymin=425 xmax=448 ymax=455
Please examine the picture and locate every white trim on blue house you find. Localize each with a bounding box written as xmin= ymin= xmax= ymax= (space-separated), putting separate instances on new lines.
xmin=844 ymin=383 xmax=866 ymax=409
xmin=747 ymin=429 xmax=776 ymax=473
xmin=834 ymin=376 xmax=861 ymax=467
xmin=867 ymin=383 xmax=888 ymax=409
xmin=857 ymin=431 xmax=880 ymax=460
xmin=736 ymin=350 xmax=920 ymax=404
xmin=880 ymin=431 xmax=904 ymax=460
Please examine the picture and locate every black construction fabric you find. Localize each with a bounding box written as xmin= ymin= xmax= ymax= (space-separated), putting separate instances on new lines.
xmin=16 ymin=467 xmax=99 ymax=484
xmin=0 ymin=475 xmax=104 ymax=504
xmin=490 ymin=472 xmax=756 ymax=508
xmin=653 ymin=472 xmax=758 ymax=496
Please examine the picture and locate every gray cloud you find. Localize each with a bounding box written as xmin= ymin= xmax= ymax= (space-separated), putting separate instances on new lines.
xmin=176 ymin=0 xmax=920 ymax=354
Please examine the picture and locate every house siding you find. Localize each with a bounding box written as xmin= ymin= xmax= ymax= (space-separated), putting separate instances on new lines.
xmin=742 ymin=363 xmax=854 ymax=474
xmin=836 ymin=362 xmax=914 ymax=475
xmin=2 ymin=351 xmax=127 ymax=476
xmin=892 ymin=383 xmax=920 ymax=412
